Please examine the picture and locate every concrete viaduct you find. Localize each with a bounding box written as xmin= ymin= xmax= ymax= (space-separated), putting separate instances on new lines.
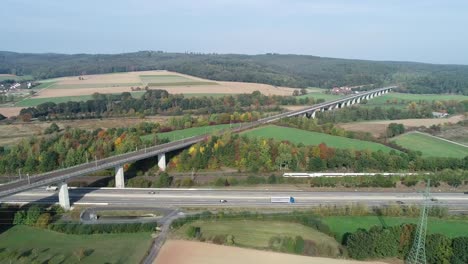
xmin=0 ymin=86 xmax=395 ymax=209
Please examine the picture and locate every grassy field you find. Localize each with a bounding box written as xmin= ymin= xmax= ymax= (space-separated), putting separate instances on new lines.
xmin=391 ymin=132 xmax=468 ymax=158
xmin=298 ymin=92 xmax=341 ymax=102
xmin=141 ymin=123 xmax=240 ymax=142
xmin=174 ymin=219 xmax=340 ymax=254
xmin=323 ymin=216 xmax=468 ymax=242
xmin=0 ymin=225 xmax=152 ymax=263
xmin=364 ymin=93 xmax=468 ymax=108
xmin=15 ymin=91 xmax=146 ymax=107
xmin=244 ymin=125 xmax=397 ymax=152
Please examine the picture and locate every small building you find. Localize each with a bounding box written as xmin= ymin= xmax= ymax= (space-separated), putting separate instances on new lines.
xmin=432 ymin=111 xmax=448 ymax=118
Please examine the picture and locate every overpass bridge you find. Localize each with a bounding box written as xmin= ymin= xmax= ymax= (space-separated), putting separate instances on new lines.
xmin=0 ymin=86 xmax=394 ymax=209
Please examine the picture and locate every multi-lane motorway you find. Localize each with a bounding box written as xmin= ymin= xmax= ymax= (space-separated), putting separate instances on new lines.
xmin=2 ymin=188 xmax=468 ymax=212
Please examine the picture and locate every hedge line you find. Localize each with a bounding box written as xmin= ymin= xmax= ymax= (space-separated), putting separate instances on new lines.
xmin=48 ymin=221 xmax=157 ymax=234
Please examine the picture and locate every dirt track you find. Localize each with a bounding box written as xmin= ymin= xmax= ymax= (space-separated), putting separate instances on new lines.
xmin=154 ymin=240 xmax=389 ymax=264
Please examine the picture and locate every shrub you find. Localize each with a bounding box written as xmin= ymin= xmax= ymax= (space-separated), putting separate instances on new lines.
xmin=226 ymin=234 xmax=235 ymax=245
xmin=35 ymin=213 xmax=51 ymax=228
xmin=451 ymin=237 xmax=468 ymax=264
xmin=186 ymin=226 xmax=201 ymax=239
xmin=13 ymin=211 xmax=26 ymax=225
xmin=25 ymin=206 xmax=42 ymax=226
xmin=294 ymin=236 xmax=305 ymax=254
xmin=212 ymin=234 xmax=227 ymax=245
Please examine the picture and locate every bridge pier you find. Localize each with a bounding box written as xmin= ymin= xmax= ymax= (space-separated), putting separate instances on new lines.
xmin=58 ymin=182 xmax=70 ymax=211
xmin=115 ymin=165 xmax=125 ymax=188
xmin=158 ymin=153 xmax=166 ymax=171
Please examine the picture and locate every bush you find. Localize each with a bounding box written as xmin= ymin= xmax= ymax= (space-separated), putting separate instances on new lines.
xmin=25 ymin=206 xmax=42 ymax=226
xmin=426 ymin=234 xmax=453 ymax=264
xmin=186 ymin=226 xmax=201 ymax=238
xmin=13 ymin=211 xmax=26 ymax=225
xmin=294 ymin=236 xmax=305 ymax=254
xmin=451 ymin=237 xmax=468 ymax=264
xmin=35 ymin=213 xmax=51 ymax=228
xmin=226 ymin=234 xmax=235 ymax=245
xmin=212 ymin=234 xmax=227 ymax=245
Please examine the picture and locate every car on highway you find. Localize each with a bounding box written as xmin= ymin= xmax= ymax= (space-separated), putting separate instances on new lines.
xmin=464 ymin=192 xmax=468 ymax=194
xmin=219 ymin=199 xmax=228 ymax=203
xmin=45 ymin=185 xmax=58 ymax=191
xmin=431 ymin=198 xmax=438 ymax=202
xmin=396 ymin=200 xmax=404 ymax=205
xmin=148 ymin=191 xmax=156 ymax=194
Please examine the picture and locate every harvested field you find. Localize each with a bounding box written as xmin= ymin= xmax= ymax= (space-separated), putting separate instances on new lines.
xmin=339 ymin=115 xmax=466 ymax=137
xmin=154 ymin=240 xmax=388 ymax=264
xmin=0 ymin=107 xmax=23 ymax=117
xmin=34 ymin=71 xmax=296 ymax=99
xmin=436 ymin=125 xmax=468 ymax=145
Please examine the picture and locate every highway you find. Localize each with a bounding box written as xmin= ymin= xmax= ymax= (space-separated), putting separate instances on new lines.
xmin=2 ymin=188 xmax=467 ymax=212
xmin=0 ymin=86 xmax=395 ymax=198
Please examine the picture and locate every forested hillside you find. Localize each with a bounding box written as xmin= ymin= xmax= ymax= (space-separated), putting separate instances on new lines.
xmin=1 ymin=51 xmax=468 ymax=94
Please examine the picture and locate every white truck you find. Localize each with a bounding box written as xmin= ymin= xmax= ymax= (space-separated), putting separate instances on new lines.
xmin=270 ymin=196 xmax=295 ymax=203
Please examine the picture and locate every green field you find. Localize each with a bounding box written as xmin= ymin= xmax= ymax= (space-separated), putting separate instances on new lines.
xmin=175 ymin=219 xmax=340 ymax=253
xmin=298 ymin=91 xmax=341 ymax=102
xmin=365 ymin=92 xmax=468 ymax=107
xmin=0 ymin=225 xmax=152 ymax=263
xmin=323 ymin=216 xmax=468 ymax=242
xmin=0 ymin=75 xmax=33 ymax=81
xmin=244 ymin=125 xmax=397 ymax=152
xmin=47 ymin=82 xmax=143 ymax=89
xmin=16 ymin=91 xmax=146 ymax=107
xmin=391 ymin=132 xmax=468 ymax=158
xmin=141 ymin=123 xmax=240 ymax=142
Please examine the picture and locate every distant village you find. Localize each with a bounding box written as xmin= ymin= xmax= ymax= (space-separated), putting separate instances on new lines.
xmin=0 ymin=82 xmax=33 ymax=94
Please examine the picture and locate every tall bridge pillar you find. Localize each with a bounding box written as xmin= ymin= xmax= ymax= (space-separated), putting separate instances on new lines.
xmin=158 ymin=153 xmax=166 ymax=171
xmin=58 ymin=182 xmax=70 ymax=211
xmin=115 ymin=165 xmax=125 ymax=188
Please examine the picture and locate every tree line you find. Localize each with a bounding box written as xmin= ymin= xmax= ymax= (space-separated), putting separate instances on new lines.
xmin=17 ymin=90 xmax=319 ymax=121
xmin=346 ymin=224 xmax=468 ymax=264
xmin=170 ymin=133 xmax=468 ymax=173
xmin=1 ymin=51 xmax=468 ymax=94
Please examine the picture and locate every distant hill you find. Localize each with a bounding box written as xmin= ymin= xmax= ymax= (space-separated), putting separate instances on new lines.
xmin=1 ymin=51 xmax=467 ymax=94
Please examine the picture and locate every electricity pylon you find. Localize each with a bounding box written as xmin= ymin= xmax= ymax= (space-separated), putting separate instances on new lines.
xmin=405 ymin=179 xmax=431 ymax=264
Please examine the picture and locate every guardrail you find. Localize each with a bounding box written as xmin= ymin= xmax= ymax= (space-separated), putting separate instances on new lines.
xmin=0 ymin=86 xmax=394 ymax=197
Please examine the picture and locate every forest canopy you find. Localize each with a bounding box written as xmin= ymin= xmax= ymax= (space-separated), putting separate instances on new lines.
xmin=1 ymin=51 xmax=467 ymax=94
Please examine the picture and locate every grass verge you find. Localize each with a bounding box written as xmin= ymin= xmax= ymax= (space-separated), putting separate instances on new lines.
xmin=0 ymin=225 xmax=152 ymax=263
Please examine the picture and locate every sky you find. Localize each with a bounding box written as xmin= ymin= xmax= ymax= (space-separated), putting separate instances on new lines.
xmin=1 ymin=0 xmax=467 ymax=64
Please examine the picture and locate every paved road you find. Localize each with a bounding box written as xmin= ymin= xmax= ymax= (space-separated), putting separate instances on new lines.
xmin=0 ymin=86 xmax=395 ymax=198
xmin=2 ymin=187 xmax=468 ymax=211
